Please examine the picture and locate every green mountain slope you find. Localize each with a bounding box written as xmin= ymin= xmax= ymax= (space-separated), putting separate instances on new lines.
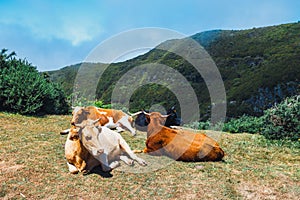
xmin=48 ymin=22 xmax=300 ymax=120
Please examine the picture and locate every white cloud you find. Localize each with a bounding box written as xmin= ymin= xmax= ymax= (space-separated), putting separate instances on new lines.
xmin=0 ymin=1 xmax=103 ymax=46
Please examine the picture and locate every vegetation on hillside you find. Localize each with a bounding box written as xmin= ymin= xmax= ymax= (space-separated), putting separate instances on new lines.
xmin=261 ymin=95 xmax=300 ymax=140
xmin=0 ymin=49 xmax=69 ymax=115
xmin=48 ymin=22 xmax=300 ymax=119
xmin=194 ymin=95 xmax=299 ymax=141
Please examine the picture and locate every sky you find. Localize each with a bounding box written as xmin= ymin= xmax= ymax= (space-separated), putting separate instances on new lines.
xmin=0 ymin=0 xmax=299 ymax=71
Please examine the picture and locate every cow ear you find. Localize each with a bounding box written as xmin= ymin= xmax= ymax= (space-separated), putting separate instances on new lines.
xmin=145 ymin=114 xmax=151 ymax=123
xmin=95 ymin=125 xmax=102 ymax=132
xmin=75 ymin=123 xmax=83 ymax=128
xmin=93 ymin=118 xmax=101 ymax=125
xmin=60 ymin=129 xmax=70 ymax=135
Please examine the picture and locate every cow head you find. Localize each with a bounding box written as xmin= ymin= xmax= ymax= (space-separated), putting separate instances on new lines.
xmin=71 ymin=106 xmax=108 ymax=126
xmin=144 ymin=112 xmax=169 ymax=126
xmin=74 ymin=119 xmax=104 ymax=156
xmin=165 ymin=106 xmax=182 ymax=127
xmin=68 ymin=126 xmax=80 ymax=141
xmin=133 ymin=110 xmax=150 ymax=131
xmin=133 ymin=106 xmax=181 ymax=130
xmin=71 ymin=106 xmax=88 ymax=125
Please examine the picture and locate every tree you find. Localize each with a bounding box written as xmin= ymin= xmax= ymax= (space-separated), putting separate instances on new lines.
xmin=0 ymin=49 xmax=69 ymax=115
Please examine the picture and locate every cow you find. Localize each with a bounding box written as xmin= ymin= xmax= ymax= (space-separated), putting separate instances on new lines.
xmin=140 ymin=111 xmax=225 ymax=162
xmin=60 ymin=106 xmax=137 ymax=136
xmin=74 ymin=119 xmax=147 ymax=172
xmin=165 ymin=106 xmax=182 ymax=127
xmin=62 ymin=126 xmax=100 ymax=174
xmin=134 ymin=106 xmax=182 ymax=131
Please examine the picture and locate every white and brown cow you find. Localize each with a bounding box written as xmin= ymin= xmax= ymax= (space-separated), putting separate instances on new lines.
xmin=74 ymin=119 xmax=147 ymax=172
xmin=71 ymin=106 xmax=137 ymax=136
xmin=62 ymin=126 xmax=100 ymax=174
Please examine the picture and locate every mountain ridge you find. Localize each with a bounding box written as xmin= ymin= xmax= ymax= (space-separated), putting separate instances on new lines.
xmin=48 ymin=22 xmax=300 ymax=119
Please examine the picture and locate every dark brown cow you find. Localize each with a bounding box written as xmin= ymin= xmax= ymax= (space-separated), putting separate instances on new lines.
xmin=142 ymin=112 xmax=225 ymax=162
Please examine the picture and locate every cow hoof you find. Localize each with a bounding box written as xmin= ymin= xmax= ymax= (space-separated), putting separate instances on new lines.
xmin=82 ymin=170 xmax=90 ymax=175
xmin=128 ymin=160 xmax=134 ymax=166
xmin=70 ymin=170 xmax=79 ymax=174
xmin=102 ymin=166 xmax=112 ymax=172
xmin=137 ymin=158 xmax=147 ymax=166
xmin=110 ymin=161 xmax=120 ymax=169
xmin=132 ymin=149 xmax=143 ymax=153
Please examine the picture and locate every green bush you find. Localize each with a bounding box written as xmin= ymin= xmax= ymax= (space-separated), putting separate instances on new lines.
xmin=261 ymin=95 xmax=300 ymax=141
xmin=94 ymin=100 xmax=112 ymax=109
xmin=0 ymin=49 xmax=69 ymax=115
xmin=222 ymin=115 xmax=264 ymax=134
xmin=184 ymin=121 xmax=211 ymax=130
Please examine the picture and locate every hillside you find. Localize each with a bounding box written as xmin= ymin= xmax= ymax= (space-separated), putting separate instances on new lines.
xmin=48 ymin=22 xmax=300 ymax=119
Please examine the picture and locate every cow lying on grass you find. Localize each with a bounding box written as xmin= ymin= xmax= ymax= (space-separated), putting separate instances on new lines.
xmin=63 ymin=126 xmax=100 ymax=174
xmin=138 ymin=111 xmax=225 ymax=162
xmin=61 ymin=106 xmax=137 ymax=136
xmin=74 ymin=119 xmax=147 ymax=172
xmin=61 ymin=119 xmax=147 ymax=173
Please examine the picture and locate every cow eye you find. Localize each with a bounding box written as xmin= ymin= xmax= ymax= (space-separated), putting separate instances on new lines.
xmin=85 ymin=135 xmax=92 ymax=140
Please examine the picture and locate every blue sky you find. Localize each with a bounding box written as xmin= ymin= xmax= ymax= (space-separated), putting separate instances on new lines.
xmin=0 ymin=0 xmax=299 ymax=71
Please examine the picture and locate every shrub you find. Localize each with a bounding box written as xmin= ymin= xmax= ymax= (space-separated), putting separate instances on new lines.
xmin=184 ymin=121 xmax=210 ymax=130
xmin=0 ymin=49 xmax=69 ymax=115
xmin=94 ymin=100 xmax=112 ymax=109
xmin=261 ymin=95 xmax=300 ymax=140
xmin=222 ymin=115 xmax=264 ymax=134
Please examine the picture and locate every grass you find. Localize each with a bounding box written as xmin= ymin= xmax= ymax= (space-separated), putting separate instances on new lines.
xmin=0 ymin=112 xmax=299 ymax=199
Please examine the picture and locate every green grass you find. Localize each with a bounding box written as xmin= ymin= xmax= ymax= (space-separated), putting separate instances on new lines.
xmin=0 ymin=112 xmax=299 ymax=199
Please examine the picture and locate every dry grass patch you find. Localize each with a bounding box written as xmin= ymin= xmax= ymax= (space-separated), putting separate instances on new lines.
xmin=0 ymin=112 xmax=299 ymax=199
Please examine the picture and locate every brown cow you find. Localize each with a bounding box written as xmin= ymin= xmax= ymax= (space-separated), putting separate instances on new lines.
xmin=62 ymin=126 xmax=100 ymax=174
xmin=142 ymin=112 xmax=225 ymax=162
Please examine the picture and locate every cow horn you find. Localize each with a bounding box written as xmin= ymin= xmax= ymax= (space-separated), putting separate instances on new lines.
xmin=160 ymin=114 xmax=169 ymax=118
xmin=129 ymin=111 xmax=143 ymax=117
xmin=92 ymin=118 xmax=101 ymax=125
xmin=74 ymin=123 xmax=83 ymax=128
xmin=142 ymin=111 xmax=151 ymax=116
xmin=60 ymin=129 xmax=70 ymax=135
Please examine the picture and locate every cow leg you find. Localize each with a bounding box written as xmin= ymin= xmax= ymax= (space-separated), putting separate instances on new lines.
xmin=118 ymin=116 xmax=136 ymax=136
xmin=104 ymin=117 xmax=117 ymax=129
xmin=101 ymin=161 xmax=120 ymax=172
xmin=85 ymin=156 xmax=100 ymax=173
xmin=143 ymin=147 xmax=163 ymax=156
xmin=95 ymin=154 xmax=110 ymax=172
xmin=119 ymin=138 xmax=147 ymax=166
xmin=67 ymin=162 xmax=79 ymax=174
xmin=132 ymin=149 xmax=143 ymax=153
xmin=116 ymin=126 xmax=125 ymax=133
xmin=120 ymin=155 xmax=134 ymax=166
xmin=73 ymin=155 xmax=87 ymax=173
xmin=96 ymin=154 xmax=120 ymax=172
xmin=109 ymin=161 xmax=120 ymax=169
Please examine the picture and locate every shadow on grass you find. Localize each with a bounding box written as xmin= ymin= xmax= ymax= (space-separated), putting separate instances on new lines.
xmin=86 ymin=166 xmax=113 ymax=178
